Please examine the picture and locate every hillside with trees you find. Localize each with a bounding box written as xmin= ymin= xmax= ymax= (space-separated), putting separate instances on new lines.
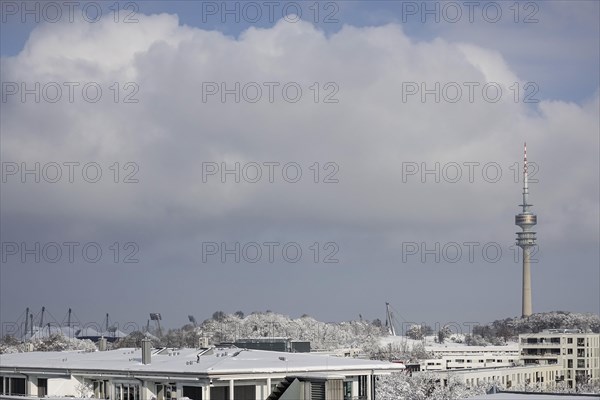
xmin=2 ymin=311 xmax=598 ymax=355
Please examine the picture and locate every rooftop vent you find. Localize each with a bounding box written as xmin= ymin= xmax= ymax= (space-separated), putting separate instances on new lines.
xmin=142 ymin=339 xmax=152 ymax=365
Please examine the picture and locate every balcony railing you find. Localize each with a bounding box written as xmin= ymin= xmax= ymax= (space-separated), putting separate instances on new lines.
xmin=520 ymin=354 xmax=560 ymax=358
xmin=520 ymin=342 xmax=562 ymax=346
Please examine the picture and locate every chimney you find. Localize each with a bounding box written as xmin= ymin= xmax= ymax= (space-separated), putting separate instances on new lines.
xmin=142 ymin=338 xmax=152 ymax=365
xmin=98 ymin=337 xmax=108 ymax=351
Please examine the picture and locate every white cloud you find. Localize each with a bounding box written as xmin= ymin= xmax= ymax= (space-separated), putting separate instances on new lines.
xmin=2 ymin=15 xmax=598 ymax=238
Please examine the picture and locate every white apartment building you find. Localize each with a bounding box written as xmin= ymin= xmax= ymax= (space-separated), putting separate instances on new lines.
xmin=420 ymin=345 xmax=519 ymax=371
xmin=420 ymin=353 xmax=518 ymax=371
xmin=435 ymin=364 xmax=563 ymax=391
xmin=519 ymin=330 xmax=600 ymax=389
xmin=419 ymin=330 xmax=600 ymax=393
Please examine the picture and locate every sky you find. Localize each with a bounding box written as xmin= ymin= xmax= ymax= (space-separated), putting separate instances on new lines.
xmin=1 ymin=1 xmax=599 ymax=336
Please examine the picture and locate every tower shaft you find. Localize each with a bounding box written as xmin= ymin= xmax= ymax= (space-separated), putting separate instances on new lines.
xmin=522 ymin=247 xmax=532 ymax=317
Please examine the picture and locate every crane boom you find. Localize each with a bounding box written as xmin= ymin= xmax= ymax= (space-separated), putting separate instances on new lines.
xmin=385 ymin=302 xmax=396 ymax=336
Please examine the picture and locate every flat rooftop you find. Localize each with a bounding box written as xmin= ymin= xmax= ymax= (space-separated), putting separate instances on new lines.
xmin=0 ymin=347 xmax=405 ymax=376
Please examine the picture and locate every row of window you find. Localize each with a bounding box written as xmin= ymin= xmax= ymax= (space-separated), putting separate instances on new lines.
xmin=451 ymin=358 xmax=513 ymax=363
xmin=522 ymin=337 xmax=597 ymax=346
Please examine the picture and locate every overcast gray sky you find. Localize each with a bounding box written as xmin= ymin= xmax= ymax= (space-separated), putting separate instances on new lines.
xmin=1 ymin=1 xmax=598 ymax=334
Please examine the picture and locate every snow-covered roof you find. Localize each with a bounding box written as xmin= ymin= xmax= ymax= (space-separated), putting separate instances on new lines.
xmin=0 ymin=347 xmax=405 ymax=376
xmin=23 ymin=326 xmax=81 ymax=341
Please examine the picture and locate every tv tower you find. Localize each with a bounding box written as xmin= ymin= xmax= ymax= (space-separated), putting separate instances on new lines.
xmin=515 ymin=143 xmax=537 ymax=317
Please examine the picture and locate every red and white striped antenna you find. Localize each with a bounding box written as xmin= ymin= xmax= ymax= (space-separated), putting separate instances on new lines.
xmin=524 ymin=142 xmax=528 ymax=173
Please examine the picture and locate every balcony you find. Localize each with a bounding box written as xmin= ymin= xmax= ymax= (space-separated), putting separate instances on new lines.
xmin=520 ymin=342 xmax=561 ymax=347
xmin=520 ymin=353 xmax=560 ymax=359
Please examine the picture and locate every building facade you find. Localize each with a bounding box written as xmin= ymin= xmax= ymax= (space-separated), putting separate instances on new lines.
xmin=519 ymin=330 xmax=600 ymax=389
xmin=420 ymin=345 xmax=519 ymax=372
xmin=437 ymin=364 xmax=563 ymax=391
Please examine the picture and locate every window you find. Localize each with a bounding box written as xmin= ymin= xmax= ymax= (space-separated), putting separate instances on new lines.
xmin=9 ymin=378 xmax=26 ymax=396
xmin=93 ymin=380 xmax=108 ymax=399
xmin=568 ymin=349 xmax=573 ymax=354
xmin=182 ymin=386 xmax=202 ymax=400
xmin=166 ymin=385 xmax=177 ymax=400
xmin=343 ymin=381 xmax=352 ymax=400
xmin=233 ymin=386 xmax=255 ymax=400
xmin=38 ymin=378 xmax=48 ymax=397
xmin=358 ymin=376 xmax=367 ymax=398
xmin=210 ymin=387 xmax=228 ymax=400
xmin=115 ymin=383 xmax=140 ymax=400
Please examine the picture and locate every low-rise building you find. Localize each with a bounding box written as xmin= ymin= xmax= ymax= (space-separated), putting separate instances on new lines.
xmin=0 ymin=342 xmax=404 ymax=400
xmin=434 ymin=364 xmax=563 ymax=391
xmin=418 ymin=344 xmax=519 ymax=371
xmin=420 ymin=353 xmax=518 ymax=371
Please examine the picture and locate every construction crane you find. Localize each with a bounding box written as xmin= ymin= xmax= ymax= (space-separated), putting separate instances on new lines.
xmin=385 ymin=303 xmax=396 ymax=336
xmin=24 ymin=307 xmax=29 ymax=338
xmin=39 ymin=306 xmax=45 ymax=328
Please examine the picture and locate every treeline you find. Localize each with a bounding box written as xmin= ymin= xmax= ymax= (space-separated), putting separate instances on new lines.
xmin=1 ymin=310 xmax=386 ymax=353
xmin=113 ymin=310 xmax=385 ymax=350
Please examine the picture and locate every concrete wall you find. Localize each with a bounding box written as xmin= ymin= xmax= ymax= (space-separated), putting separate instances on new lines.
xmin=47 ymin=377 xmax=77 ymax=397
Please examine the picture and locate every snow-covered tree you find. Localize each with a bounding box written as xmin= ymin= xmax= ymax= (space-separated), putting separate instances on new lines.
xmin=195 ymin=311 xmax=383 ymax=350
xmin=75 ymin=380 xmax=93 ymax=398
xmin=0 ymin=333 xmax=96 ymax=354
xmin=406 ymin=324 xmax=426 ymax=340
xmin=376 ymin=371 xmax=498 ymax=400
